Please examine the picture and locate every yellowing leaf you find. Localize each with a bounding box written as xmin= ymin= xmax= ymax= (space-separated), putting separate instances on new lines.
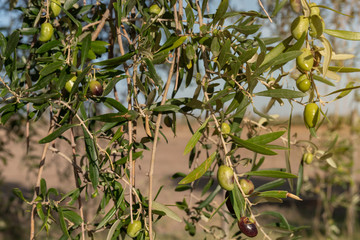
xmin=179 ymin=152 xmax=216 ymax=184
xmin=319 ymin=36 xmax=332 ymax=78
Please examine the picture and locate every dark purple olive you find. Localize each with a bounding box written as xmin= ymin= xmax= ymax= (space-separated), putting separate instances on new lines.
xmin=238 ymin=216 xmax=258 ymax=238
xmin=225 ymin=191 xmax=235 ymax=215
xmin=89 ymin=80 xmax=103 ymax=96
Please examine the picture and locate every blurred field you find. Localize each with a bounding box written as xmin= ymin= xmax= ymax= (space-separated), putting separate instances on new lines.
xmin=0 ymin=117 xmax=359 ymax=239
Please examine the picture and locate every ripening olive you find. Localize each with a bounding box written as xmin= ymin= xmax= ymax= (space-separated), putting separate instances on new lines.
xmin=309 ymin=3 xmax=320 ymax=16
xmin=50 ymin=0 xmax=61 ymax=17
xmin=303 ymin=152 xmax=314 ymax=164
xmin=39 ymin=22 xmax=54 ymax=42
xmin=217 ymin=165 xmax=234 ymax=191
xmin=290 ymin=0 xmax=301 ymax=13
xmin=89 ymin=80 xmax=103 ymax=96
xmin=291 ymin=16 xmax=309 ymax=40
xmin=221 ymin=122 xmax=231 ymax=135
xmin=297 ymin=48 xmax=314 ymax=72
xmin=127 ymin=220 xmax=142 ymax=238
xmin=303 ymin=103 xmax=320 ymax=128
xmin=239 ymin=179 xmax=254 ymax=195
xmin=296 ymin=74 xmax=311 ymax=92
xmin=149 ymin=4 xmax=161 ymax=15
xmin=309 ymin=15 xmax=325 ymax=38
xmin=238 ymin=217 xmax=258 ymax=238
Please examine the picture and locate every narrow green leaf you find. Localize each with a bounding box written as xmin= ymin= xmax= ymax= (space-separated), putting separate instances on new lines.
xmin=58 ymin=207 xmax=70 ymax=237
xmin=39 ymin=124 xmax=77 ymax=144
xmin=328 ymin=66 xmax=360 ymax=73
xmin=324 ymin=29 xmax=360 ymax=41
xmin=36 ymin=40 xmax=62 ymax=53
xmin=152 ymin=201 xmax=182 ymax=222
xmin=5 ymin=30 xmax=20 ymax=58
xmin=197 ymin=185 xmax=221 ymax=209
xmin=229 ymin=135 xmax=277 ymax=155
xmin=244 ymin=170 xmax=297 ymax=178
xmin=324 ymin=83 xmax=360 ymax=97
xmin=80 ymin=34 xmax=91 ymax=69
xmin=319 ymin=36 xmax=332 ymax=78
xmin=12 ymin=188 xmax=30 ymax=203
xmin=179 ymin=152 xmax=216 ymax=184
xmin=96 ymin=190 xmax=124 ymax=229
xmin=254 ymin=179 xmax=286 ymax=192
xmin=101 ymin=97 xmax=128 ymax=113
xmin=296 ymin=159 xmax=304 ymax=196
xmin=260 ymin=36 xmax=292 ymax=67
xmin=39 ymin=61 xmax=63 ymax=76
xmin=255 ymin=89 xmax=307 ymax=99
xmin=232 ymin=185 xmax=245 ymax=219
xmin=82 ymin=126 xmax=99 ymax=189
xmin=95 ymin=51 xmax=135 ymax=67
xmin=257 ymin=190 xmax=288 ymax=198
xmin=213 ymin=0 xmax=228 ymax=25
xmin=152 ymin=105 xmax=180 ymax=112
xmin=247 ymin=131 xmax=285 ymax=145
xmin=184 ymin=116 xmax=210 ymax=155
xmin=40 ymin=178 xmax=47 ymax=196
xmin=313 ymin=74 xmax=335 ymax=86
xmin=63 ymin=209 xmax=83 ymax=226
xmin=145 ymin=58 xmax=163 ymax=88
xmin=106 ymin=219 xmax=121 ymax=240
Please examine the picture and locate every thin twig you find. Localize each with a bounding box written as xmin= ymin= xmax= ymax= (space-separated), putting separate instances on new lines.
xmin=69 ymin=127 xmax=86 ymax=240
xmin=148 ymin=54 xmax=177 ymax=240
xmin=91 ymin=0 xmax=113 ymax=41
xmin=258 ymin=0 xmax=273 ymax=23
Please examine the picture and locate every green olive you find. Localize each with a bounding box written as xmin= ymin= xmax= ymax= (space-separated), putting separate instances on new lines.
xmin=50 ymin=0 xmax=61 ymax=17
xmin=239 ymin=179 xmax=254 ymax=195
xmin=89 ymin=80 xmax=103 ymax=96
xmin=221 ymin=122 xmax=231 ymax=135
xmin=297 ymin=48 xmax=314 ymax=72
xmin=127 ymin=220 xmax=142 ymax=238
xmin=291 ymin=16 xmax=309 ymax=40
xmin=39 ymin=22 xmax=54 ymax=42
xmin=303 ymin=103 xmax=320 ymax=128
xmin=309 ymin=15 xmax=325 ymax=38
xmin=303 ymin=152 xmax=314 ymax=164
xmin=149 ymin=4 xmax=161 ymax=15
xmin=296 ymin=74 xmax=311 ymax=92
xmin=309 ymin=3 xmax=320 ymax=16
xmin=65 ymin=80 xmax=74 ymax=93
xmin=217 ymin=165 xmax=234 ymax=191
xmin=290 ymin=0 xmax=301 ymax=13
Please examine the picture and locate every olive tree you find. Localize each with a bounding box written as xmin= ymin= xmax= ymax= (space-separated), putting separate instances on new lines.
xmin=1 ymin=0 xmax=359 ymax=239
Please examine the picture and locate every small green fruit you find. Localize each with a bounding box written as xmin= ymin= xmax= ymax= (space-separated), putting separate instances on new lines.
xmin=297 ymin=48 xmax=314 ymax=72
xmin=149 ymin=4 xmax=161 ymax=15
xmin=239 ymin=179 xmax=254 ymax=195
xmin=291 ymin=16 xmax=309 ymax=40
xmin=290 ymin=0 xmax=301 ymax=13
xmin=50 ymin=0 xmax=61 ymax=17
xmin=127 ymin=220 xmax=142 ymax=238
xmin=89 ymin=80 xmax=103 ymax=96
xmin=221 ymin=122 xmax=231 ymax=135
xmin=296 ymin=74 xmax=311 ymax=92
xmin=217 ymin=165 xmax=234 ymax=191
xmin=309 ymin=3 xmax=320 ymax=16
xmin=303 ymin=152 xmax=314 ymax=164
xmin=304 ymin=103 xmax=320 ymax=128
xmin=309 ymin=15 xmax=325 ymax=38
xmin=65 ymin=80 xmax=74 ymax=93
xmin=39 ymin=23 xmax=54 ymax=42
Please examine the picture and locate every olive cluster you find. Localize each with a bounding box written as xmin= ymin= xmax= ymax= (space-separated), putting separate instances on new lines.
xmin=217 ymin=165 xmax=258 ymax=237
xmin=290 ymin=2 xmax=323 ymax=129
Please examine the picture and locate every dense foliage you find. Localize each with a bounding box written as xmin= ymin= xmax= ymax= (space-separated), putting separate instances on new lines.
xmin=1 ymin=0 xmax=360 ymax=239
